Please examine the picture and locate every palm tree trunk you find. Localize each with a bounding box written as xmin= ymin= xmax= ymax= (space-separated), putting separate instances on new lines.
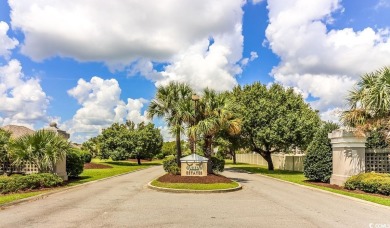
xmin=176 ymin=132 xmax=182 ymax=167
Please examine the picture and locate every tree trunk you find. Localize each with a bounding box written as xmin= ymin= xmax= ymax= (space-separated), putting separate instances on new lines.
xmin=137 ymin=156 xmax=141 ymax=165
xmin=176 ymin=132 xmax=182 ymax=167
xmin=231 ymin=149 xmax=236 ymax=164
xmin=263 ymin=152 xmax=274 ymax=171
xmin=204 ymin=136 xmax=213 ymax=159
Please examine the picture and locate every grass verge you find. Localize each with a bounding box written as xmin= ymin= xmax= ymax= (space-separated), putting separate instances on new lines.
xmin=0 ymin=159 xmax=161 ymax=205
xmin=228 ymin=162 xmax=390 ymax=207
xmin=151 ymin=180 xmax=239 ymax=190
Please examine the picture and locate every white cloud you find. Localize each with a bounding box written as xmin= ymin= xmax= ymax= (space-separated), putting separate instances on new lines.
xmin=0 ymin=59 xmax=49 ymax=128
xmin=252 ymin=0 xmax=264 ymax=4
xmin=0 ymin=21 xmax=18 ymax=59
xmin=64 ymin=76 xmax=149 ymax=143
xmin=266 ymin=0 xmax=390 ymax=119
xmin=9 ymin=0 xmax=246 ymax=92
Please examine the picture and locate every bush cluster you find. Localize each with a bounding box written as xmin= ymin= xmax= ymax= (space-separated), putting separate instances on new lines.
xmin=345 ymin=172 xmax=390 ymax=196
xmin=0 ymin=173 xmax=63 ymax=194
xmin=162 ymin=156 xmax=180 ymax=175
xmin=79 ymin=150 xmax=92 ymax=163
xmin=211 ymin=157 xmax=225 ymax=173
xmin=66 ymin=149 xmax=84 ymax=178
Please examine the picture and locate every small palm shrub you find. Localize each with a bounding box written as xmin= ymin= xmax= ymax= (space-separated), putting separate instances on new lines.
xmin=345 ymin=172 xmax=390 ymax=195
xmin=211 ymin=157 xmax=225 ymax=173
xmin=66 ymin=149 xmax=84 ymax=178
xmin=162 ymin=156 xmax=180 ymax=175
xmin=303 ymin=122 xmax=338 ymax=183
xmin=0 ymin=173 xmax=63 ymax=194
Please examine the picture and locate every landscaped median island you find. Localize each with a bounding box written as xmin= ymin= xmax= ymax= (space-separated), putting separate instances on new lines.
xmin=228 ymin=162 xmax=390 ymax=207
xmin=149 ymin=173 xmax=241 ymax=192
xmin=0 ymin=159 xmax=161 ymax=205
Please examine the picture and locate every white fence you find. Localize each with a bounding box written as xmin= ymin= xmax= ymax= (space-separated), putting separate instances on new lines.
xmin=236 ymin=153 xmax=305 ymax=172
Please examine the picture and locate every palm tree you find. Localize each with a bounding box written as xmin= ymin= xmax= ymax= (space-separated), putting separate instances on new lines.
xmin=190 ymin=89 xmax=241 ymax=159
xmin=147 ymin=82 xmax=193 ymax=166
xmin=341 ymin=66 xmax=390 ymax=134
xmin=10 ymin=130 xmax=71 ymax=173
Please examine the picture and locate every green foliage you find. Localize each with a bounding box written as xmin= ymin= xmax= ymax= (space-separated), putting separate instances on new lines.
xmin=162 ymin=156 xmax=180 ymax=175
xmin=156 ymin=141 xmax=177 ymax=159
xmin=345 ymin=173 xmax=390 ymax=196
xmin=66 ymin=149 xmax=84 ymax=177
xmin=303 ymin=122 xmax=339 ymax=183
xmin=81 ymin=137 xmax=101 ymax=158
xmin=10 ymin=130 xmax=71 ymax=173
xmin=0 ymin=129 xmax=12 ymax=173
xmin=210 ymin=156 xmax=225 ymax=173
xmin=342 ymin=66 xmax=390 ymax=131
xmin=0 ymin=173 xmax=63 ymax=194
xmin=233 ymin=82 xmax=321 ymax=170
xmin=98 ymin=121 xmax=162 ymax=164
xmin=81 ymin=151 xmax=92 ymax=163
xmin=366 ymin=128 xmax=388 ymax=149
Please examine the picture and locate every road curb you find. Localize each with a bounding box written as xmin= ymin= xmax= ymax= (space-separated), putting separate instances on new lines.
xmin=228 ymin=167 xmax=389 ymax=209
xmin=0 ymin=166 xmax=155 ymax=209
xmin=147 ymin=180 xmax=242 ymax=194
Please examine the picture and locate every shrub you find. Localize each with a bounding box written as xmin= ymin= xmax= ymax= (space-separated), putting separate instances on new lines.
xmin=211 ymin=156 xmax=225 ymax=173
xmin=345 ymin=173 xmax=390 ymax=196
xmin=66 ymin=149 xmax=84 ymax=177
xmin=303 ymin=122 xmax=338 ymax=183
xmin=79 ymin=150 xmax=92 ymax=163
xmin=162 ymin=156 xmax=180 ymax=175
xmin=0 ymin=173 xmax=63 ymax=194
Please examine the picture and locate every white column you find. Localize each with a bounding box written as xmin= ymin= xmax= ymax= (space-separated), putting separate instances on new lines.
xmin=328 ymin=129 xmax=366 ymax=186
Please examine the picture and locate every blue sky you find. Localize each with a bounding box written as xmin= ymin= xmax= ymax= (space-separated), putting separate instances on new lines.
xmin=0 ymin=0 xmax=389 ymax=142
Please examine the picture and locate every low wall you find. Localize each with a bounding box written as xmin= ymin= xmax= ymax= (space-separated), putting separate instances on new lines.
xmin=236 ymin=153 xmax=305 ymax=172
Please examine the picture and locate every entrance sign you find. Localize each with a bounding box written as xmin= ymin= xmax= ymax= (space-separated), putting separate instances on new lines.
xmin=180 ymin=154 xmax=208 ymax=177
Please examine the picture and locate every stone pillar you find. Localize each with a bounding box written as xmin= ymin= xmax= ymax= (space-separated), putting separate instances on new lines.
xmin=328 ymin=129 xmax=366 ymax=186
xmin=55 ymin=157 xmax=68 ymax=181
xmin=45 ymin=122 xmax=70 ymax=181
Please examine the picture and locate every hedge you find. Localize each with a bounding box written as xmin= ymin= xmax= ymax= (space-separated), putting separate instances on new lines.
xmin=0 ymin=173 xmax=63 ymax=194
xmin=345 ymin=172 xmax=390 ymax=196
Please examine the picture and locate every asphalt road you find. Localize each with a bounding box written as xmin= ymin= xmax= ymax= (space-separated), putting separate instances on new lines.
xmin=0 ymin=166 xmax=389 ymax=228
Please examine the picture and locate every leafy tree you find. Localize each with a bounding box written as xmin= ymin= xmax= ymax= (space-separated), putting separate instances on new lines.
xmin=99 ymin=121 xmax=135 ymax=160
xmin=233 ymin=82 xmax=320 ymax=170
xmin=81 ymin=136 xmax=101 ymax=158
xmin=10 ymin=130 xmax=71 ymax=173
xmin=366 ymin=128 xmax=388 ymax=149
xmin=98 ymin=121 xmax=162 ymax=164
xmin=0 ymin=129 xmax=12 ymax=171
xmin=131 ymin=122 xmax=163 ymax=165
xmin=303 ymin=122 xmax=339 ymax=182
xmin=147 ymin=82 xmax=193 ymax=166
xmin=342 ymin=66 xmax=390 ymax=134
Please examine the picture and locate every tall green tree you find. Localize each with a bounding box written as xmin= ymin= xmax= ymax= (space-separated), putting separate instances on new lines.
xmin=233 ymin=82 xmax=320 ymax=170
xmin=11 ymin=130 xmax=71 ymax=173
xmin=303 ymin=122 xmax=339 ymax=182
xmin=0 ymin=129 xmax=12 ymax=172
xmin=342 ymin=66 xmax=390 ymax=135
xmin=147 ymin=82 xmax=193 ymax=166
xmin=190 ymin=89 xmax=241 ymax=159
xmin=132 ymin=122 xmax=163 ymax=165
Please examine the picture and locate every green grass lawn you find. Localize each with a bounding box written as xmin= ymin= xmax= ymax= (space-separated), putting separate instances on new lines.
xmin=0 ymin=159 xmax=161 ymax=205
xmin=151 ymin=180 xmax=239 ymax=190
xmin=227 ymin=162 xmax=390 ymax=207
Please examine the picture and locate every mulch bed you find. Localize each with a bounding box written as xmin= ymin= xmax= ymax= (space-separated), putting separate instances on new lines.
xmin=157 ymin=174 xmax=232 ymax=184
xmin=84 ymin=163 xmax=112 ymax=169
xmin=305 ymin=180 xmax=390 ymax=199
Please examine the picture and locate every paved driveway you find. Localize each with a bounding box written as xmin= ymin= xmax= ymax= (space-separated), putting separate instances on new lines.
xmin=0 ymin=166 xmax=389 ymax=228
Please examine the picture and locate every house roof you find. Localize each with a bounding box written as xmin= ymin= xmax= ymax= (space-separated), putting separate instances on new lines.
xmin=180 ymin=153 xmax=208 ymax=162
xmin=1 ymin=125 xmax=35 ymax=139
